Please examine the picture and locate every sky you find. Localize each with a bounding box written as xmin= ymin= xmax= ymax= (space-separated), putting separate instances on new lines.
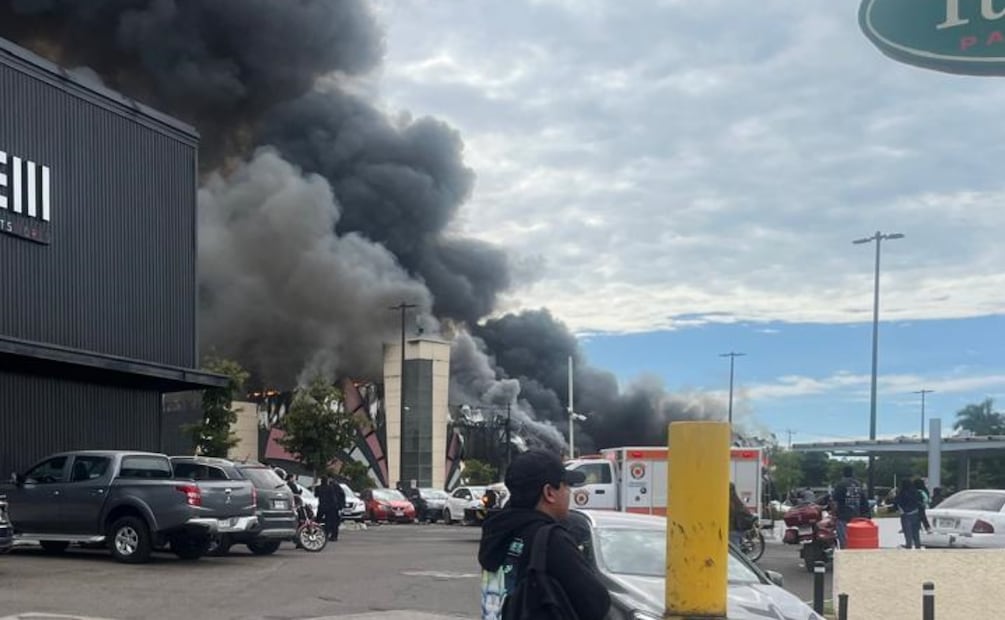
xmin=372 ymin=1 xmax=1005 ymax=444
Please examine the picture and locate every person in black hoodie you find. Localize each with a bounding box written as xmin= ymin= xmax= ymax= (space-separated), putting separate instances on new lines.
xmin=478 ymin=449 xmax=610 ymax=620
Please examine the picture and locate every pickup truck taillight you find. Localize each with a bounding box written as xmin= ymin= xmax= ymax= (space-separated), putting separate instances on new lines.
xmin=176 ymin=484 xmax=202 ymax=507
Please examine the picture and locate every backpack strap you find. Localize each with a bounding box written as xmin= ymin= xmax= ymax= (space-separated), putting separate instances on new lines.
xmin=528 ymin=523 xmax=559 ymax=573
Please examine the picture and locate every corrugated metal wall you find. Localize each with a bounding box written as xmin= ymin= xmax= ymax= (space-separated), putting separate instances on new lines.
xmin=0 ymin=369 xmax=162 ymax=476
xmin=0 ymin=49 xmax=199 ymax=368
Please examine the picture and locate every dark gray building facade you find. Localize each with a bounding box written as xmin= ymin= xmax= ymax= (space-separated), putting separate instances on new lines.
xmin=0 ymin=38 xmax=223 ymax=475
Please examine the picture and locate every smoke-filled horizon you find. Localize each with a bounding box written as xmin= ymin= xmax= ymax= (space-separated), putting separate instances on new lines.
xmin=0 ymin=0 xmax=731 ymax=448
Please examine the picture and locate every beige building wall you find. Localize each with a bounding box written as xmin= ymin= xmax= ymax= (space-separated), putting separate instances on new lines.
xmin=383 ymin=336 xmax=451 ymax=489
xmin=228 ymin=401 xmax=259 ymax=462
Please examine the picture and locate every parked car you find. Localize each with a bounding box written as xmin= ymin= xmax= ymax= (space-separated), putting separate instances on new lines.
xmin=4 ymin=451 xmax=258 ymax=563
xmin=360 ymin=488 xmax=416 ymax=523
xmin=469 ymin=482 xmax=508 ymax=524
xmin=405 ymin=487 xmax=450 ymax=523
xmin=921 ymin=489 xmax=1005 ymax=548
xmin=567 ymin=509 xmax=823 ymax=620
xmin=444 ymin=485 xmax=486 ymax=524
xmin=0 ymin=499 xmax=12 ymax=554
xmin=171 ymin=456 xmax=297 ymax=556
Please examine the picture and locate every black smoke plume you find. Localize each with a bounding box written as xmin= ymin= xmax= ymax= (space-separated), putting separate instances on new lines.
xmin=259 ymin=91 xmax=511 ymax=324
xmin=0 ymin=0 xmax=383 ymax=168
xmin=475 ymin=310 xmax=725 ymax=449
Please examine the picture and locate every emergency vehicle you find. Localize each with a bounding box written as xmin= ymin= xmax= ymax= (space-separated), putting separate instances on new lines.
xmin=564 ymin=446 xmax=764 ymax=517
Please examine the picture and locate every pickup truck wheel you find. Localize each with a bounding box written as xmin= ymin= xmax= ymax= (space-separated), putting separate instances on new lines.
xmin=246 ymin=540 xmax=281 ymax=556
xmin=108 ymin=516 xmax=152 ymax=564
xmin=39 ymin=541 xmax=69 ymax=554
xmin=206 ymin=534 xmax=232 ymax=557
xmin=171 ymin=534 xmax=210 ymax=561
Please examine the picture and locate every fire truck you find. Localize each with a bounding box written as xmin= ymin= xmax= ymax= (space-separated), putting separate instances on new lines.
xmin=564 ymin=446 xmax=764 ymax=517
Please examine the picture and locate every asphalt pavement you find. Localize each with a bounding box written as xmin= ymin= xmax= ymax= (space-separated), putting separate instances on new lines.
xmin=0 ymin=523 xmax=482 ymax=620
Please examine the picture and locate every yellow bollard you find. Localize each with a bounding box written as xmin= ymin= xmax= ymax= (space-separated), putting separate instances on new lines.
xmin=666 ymin=421 xmax=730 ymax=619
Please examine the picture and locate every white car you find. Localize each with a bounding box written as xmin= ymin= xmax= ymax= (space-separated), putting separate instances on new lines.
xmin=921 ymin=489 xmax=1005 ymax=548
xmin=443 ymin=485 xmax=486 ymax=524
xmin=299 ymin=484 xmax=366 ymax=521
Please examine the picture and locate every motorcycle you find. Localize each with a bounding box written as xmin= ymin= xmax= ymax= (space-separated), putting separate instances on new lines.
xmin=295 ymin=502 xmax=328 ymax=553
xmin=782 ymin=498 xmax=836 ymax=573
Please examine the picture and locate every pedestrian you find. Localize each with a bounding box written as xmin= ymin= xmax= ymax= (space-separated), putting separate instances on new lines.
xmin=478 ymin=448 xmax=610 ymax=620
xmin=316 ymin=477 xmax=343 ymax=541
xmin=930 ymin=486 xmax=946 ymax=508
xmin=831 ymin=465 xmax=868 ymax=549
xmin=915 ymin=478 xmax=932 ymax=534
xmin=892 ymin=478 xmax=923 ymax=549
xmin=729 ymin=482 xmax=752 ymax=548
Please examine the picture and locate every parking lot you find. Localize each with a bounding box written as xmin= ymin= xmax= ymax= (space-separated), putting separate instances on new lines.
xmin=0 ymin=521 xmax=827 ymax=620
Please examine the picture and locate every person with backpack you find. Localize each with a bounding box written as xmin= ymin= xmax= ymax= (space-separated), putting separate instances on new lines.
xmin=478 ymin=449 xmax=610 ymax=620
xmin=831 ymin=465 xmax=868 ymax=548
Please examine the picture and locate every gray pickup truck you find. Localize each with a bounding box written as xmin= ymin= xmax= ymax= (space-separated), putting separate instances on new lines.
xmin=3 ymin=450 xmax=258 ymax=563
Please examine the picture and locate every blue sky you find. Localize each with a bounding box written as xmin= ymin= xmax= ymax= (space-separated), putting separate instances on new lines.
xmin=373 ymin=1 xmax=1005 ymax=444
xmin=580 ymin=316 xmax=1005 ymax=444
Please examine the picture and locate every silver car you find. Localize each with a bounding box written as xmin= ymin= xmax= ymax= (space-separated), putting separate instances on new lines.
xmin=567 ymin=509 xmax=823 ymax=620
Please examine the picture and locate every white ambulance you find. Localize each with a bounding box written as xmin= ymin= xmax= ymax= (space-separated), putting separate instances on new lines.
xmin=564 ymin=446 xmax=764 ymax=518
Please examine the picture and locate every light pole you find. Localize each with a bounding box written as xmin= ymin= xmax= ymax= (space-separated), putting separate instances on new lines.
xmin=853 ymin=231 xmax=904 ymax=498
xmin=720 ymin=352 xmax=746 ymax=424
xmin=389 ymin=301 xmax=417 ymax=478
xmin=914 ymin=389 xmax=934 ymax=440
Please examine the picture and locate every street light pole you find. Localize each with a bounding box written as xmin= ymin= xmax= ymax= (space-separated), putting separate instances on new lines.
xmin=389 ymin=301 xmax=417 ymax=481
xmin=914 ymin=389 xmax=934 ymax=440
xmin=568 ymin=355 xmax=575 ymax=458
xmin=719 ymin=352 xmax=746 ymax=425
xmin=506 ymin=402 xmax=512 ymax=472
xmin=853 ymin=231 xmax=904 ymax=498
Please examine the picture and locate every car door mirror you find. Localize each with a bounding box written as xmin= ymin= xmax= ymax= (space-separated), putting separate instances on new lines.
xmin=765 ymin=570 xmax=784 ymax=588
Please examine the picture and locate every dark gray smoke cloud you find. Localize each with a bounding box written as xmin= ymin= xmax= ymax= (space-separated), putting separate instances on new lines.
xmin=474 ymin=310 xmax=725 ymax=449
xmin=0 ymin=0 xmax=383 ymax=167
xmin=259 ymin=91 xmax=510 ymax=324
xmin=198 ymin=148 xmax=433 ymax=388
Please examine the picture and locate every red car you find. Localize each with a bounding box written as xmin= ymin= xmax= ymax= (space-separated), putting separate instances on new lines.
xmin=361 ymin=488 xmax=417 ymax=523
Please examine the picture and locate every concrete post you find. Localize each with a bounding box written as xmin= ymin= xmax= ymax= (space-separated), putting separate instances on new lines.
xmin=666 ymin=421 xmax=729 ymax=618
xmin=927 ymin=418 xmax=941 ymax=490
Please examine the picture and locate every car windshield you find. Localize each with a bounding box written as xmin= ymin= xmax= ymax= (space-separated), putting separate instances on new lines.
xmin=467 ymin=487 xmax=486 ymax=498
xmin=340 ymin=484 xmax=357 ymax=499
xmin=241 ymin=467 xmax=286 ymax=489
xmin=421 ymin=488 xmax=449 ymax=499
xmin=594 ymin=527 xmax=762 ymax=584
xmin=937 ymin=491 xmax=1005 ymax=512
xmin=372 ymin=489 xmax=407 ymax=502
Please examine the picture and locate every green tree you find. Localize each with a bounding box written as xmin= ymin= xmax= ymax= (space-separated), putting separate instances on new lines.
xmin=340 ymin=460 xmax=375 ymax=491
xmin=185 ymin=357 xmax=248 ymax=457
xmin=954 ymin=398 xmax=1004 ymax=436
xmin=277 ymin=377 xmax=356 ymax=480
xmin=769 ymin=448 xmax=804 ymax=499
xmin=463 ymin=459 xmax=497 ymax=485
xmin=801 ymin=452 xmax=831 ymax=487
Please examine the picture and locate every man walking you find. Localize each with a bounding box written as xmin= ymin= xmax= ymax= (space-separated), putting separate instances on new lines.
xmin=316 ymin=477 xmax=344 ymax=541
xmin=478 ymin=449 xmax=610 ymax=620
xmin=832 ymin=465 xmax=868 ymax=548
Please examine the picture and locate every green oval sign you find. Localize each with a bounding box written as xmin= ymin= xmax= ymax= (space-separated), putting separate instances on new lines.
xmin=860 ymin=0 xmax=1005 ymax=75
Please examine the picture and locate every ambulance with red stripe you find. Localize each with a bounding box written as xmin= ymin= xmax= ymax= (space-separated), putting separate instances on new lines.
xmin=564 ymin=446 xmax=764 ymax=517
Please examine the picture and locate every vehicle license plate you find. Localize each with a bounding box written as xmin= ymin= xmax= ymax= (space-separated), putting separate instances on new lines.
xmin=394 ymin=509 xmax=404 ymax=516
xmin=935 ymin=518 xmax=957 ymax=529
xmin=798 ymin=526 xmax=814 ymax=535
xmin=274 ymin=500 xmax=289 ymax=510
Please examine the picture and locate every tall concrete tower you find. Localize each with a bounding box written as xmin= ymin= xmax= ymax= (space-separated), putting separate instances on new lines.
xmin=383 ymin=336 xmax=451 ymax=489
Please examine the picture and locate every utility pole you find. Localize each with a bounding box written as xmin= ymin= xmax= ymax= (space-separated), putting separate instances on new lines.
xmin=914 ymin=389 xmax=934 ymax=440
xmin=389 ymin=301 xmax=417 ymax=478
xmin=719 ymin=352 xmax=746 ymax=424
xmin=505 ymin=402 xmax=512 ymax=473
xmin=853 ymin=230 xmax=904 ymax=499
xmin=568 ymin=356 xmax=575 ymax=459
xmin=785 ymin=429 xmax=796 ymax=450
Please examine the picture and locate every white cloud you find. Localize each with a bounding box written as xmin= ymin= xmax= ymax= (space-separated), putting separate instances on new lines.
xmin=745 ymin=371 xmax=1005 ymax=402
xmin=378 ymin=1 xmax=1005 ymax=333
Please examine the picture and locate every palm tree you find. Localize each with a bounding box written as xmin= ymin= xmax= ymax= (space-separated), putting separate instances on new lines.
xmin=954 ymin=398 xmax=1004 ymax=436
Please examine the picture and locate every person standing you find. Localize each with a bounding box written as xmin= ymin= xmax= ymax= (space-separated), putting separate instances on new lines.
xmin=316 ymin=477 xmax=342 ymax=541
xmin=729 ymin=482 xmax=751 ymax=548
xmin=892 ymin=478 xmax=923 ymax=549
xmin=831 ymin=465 xmax=867 ymax=549
xmin=915 ymin=478 xmax=932 ymax=534
xmin=478 ymin=449 xmax=610 ymax=620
